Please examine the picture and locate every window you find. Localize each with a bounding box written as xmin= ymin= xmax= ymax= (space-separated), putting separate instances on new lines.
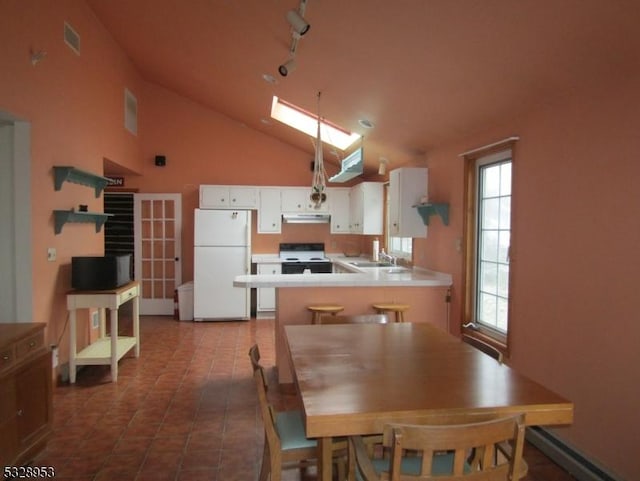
xmin=463 ymin=140 xmax=516 ymax=346
xmin=387 ymin=236 xmax=412 ymax=258
xmin=476 ymin=155 xmax=511 ymax=332
xmin=270 ymin=96 xmax=360 ymax=150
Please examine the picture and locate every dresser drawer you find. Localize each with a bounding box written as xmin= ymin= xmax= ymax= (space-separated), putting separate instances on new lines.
xmin=0 ymin=347 xmax=15 ymax=375
xmin=15 ymin=331 xmax=45 ymax=359
xmin=118 ymin=284 xmax=138 ymax=305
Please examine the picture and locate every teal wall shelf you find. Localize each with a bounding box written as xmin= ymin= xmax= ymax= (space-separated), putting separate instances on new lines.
xmin=53 ymin=166 xmax=113 ymax=197
xmin=54 ymin=210 xmax=113 ymax=235
xmin=414 ymin=203 xmax=450 ymax=226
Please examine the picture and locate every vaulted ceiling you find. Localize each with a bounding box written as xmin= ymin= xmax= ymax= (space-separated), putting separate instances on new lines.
xmin=88 ymin=0 xmax=640 ymax=175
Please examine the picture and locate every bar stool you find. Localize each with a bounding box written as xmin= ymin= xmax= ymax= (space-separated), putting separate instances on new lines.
xmin=372 ymin=303 xmax=410 ymax=323
xmin=307 ymin=305 xmax=344 ymax=324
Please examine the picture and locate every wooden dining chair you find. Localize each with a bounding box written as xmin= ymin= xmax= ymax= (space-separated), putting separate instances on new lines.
xmin=348 ymin=414 xmax=527 ymax=481
xmin=250 ymin=345 xmax=347 ymax=481
xmin=318 ymin=313 xmax=390 ymax=325
xmin=462 ymin=333 xmax=504 ymax=364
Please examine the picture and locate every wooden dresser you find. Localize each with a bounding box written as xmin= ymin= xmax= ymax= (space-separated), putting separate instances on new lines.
xmin=0 ymin=323 xmax=53 ymax=468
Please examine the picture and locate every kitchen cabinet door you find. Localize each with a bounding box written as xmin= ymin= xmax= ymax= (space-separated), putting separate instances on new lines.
xmin=281 ymin=187 xmax=330 ymax=213
xmin=256 ymin=263 xmax=281 ymax=313
xmin=388 ymin=168 xmax=427 ymax=238
xmin=350 ymin=182 xmax=383 ymax=235
xmin=200 ymin=185 xmax=257 ymax=209
xmin=200 ymin=185 xmax=229 ymax=208
xmin=229 ymin=186 xmax=257 ymax=208
xmin=258 ymin=188 xmax=282 ymax=233
xmin=329 ymin=188 xmax=350 ymax=234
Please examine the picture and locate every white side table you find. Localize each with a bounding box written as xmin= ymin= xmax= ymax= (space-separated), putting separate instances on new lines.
xmin=67 ymin=281 xmax=140 ymax=383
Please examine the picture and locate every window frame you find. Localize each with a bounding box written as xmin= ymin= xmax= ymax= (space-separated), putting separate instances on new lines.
xmin=462 ymin=140 xmax=517 ymax=355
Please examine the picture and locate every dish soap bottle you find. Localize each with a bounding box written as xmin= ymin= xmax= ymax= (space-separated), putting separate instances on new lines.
xmin=372 ymin=238 xmax=380 ymax=262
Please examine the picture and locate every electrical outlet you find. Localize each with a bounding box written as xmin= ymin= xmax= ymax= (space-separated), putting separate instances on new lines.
xmin=47 ymin=247 xmax=56 ymax=261
xmin=92 ymin=311 xmax=100 ymax=329
xmin=51 ymin=345 xmax=59 ymax=368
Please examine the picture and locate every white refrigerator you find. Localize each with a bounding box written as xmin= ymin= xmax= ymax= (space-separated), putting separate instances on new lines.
xmin=193 ymin=209 xmax=251 ymax=320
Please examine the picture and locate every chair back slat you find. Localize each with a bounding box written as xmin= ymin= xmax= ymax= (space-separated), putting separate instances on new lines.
xmin=371 ymin=414 xmax=526 ymax=480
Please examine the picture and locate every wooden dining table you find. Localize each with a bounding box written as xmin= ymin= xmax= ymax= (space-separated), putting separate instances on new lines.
xmin=284 ymin=322 xmax=574 ymax=481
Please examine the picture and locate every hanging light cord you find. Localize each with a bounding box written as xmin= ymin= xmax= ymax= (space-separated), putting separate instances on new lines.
xmin=311 ymin=91 xmax=327 ymax=207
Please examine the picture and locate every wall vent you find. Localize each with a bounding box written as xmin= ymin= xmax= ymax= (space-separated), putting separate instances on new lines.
xmin=124 ymin=89 xmax=138 ymax=136
xmin=63 ymin=22 xmax=80 ymax=55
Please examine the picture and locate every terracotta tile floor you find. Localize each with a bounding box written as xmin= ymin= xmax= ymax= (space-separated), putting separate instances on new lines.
xmin=32 ymin=316 xmax=575 ymax=480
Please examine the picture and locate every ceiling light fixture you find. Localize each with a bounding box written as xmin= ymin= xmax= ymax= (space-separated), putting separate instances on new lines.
xmin=279 ymin=0 xmax=310 ymax=77
xmin=262 ymin=73 xmax=278 ymax=85
xmin=358 ymin=118 xmax=375 ymax=129
xmin=278 ymin=57 xmax=296 ymax=77
xmin=286 ymin=8 xmax=310 ymax=36
xmin=378 ymin=157 xmax=389 ymax=175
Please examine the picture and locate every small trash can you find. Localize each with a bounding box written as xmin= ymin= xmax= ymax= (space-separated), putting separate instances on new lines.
xmin=177 ymin=281 xmax=194 ymax=321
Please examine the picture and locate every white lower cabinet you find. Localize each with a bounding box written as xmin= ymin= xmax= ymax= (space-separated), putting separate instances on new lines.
xmin=256 ymin=263 xmax=281 ymax=315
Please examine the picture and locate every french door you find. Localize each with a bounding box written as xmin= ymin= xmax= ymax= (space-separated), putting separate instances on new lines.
xmin=134 ymin=194 xmax=182 ymax=315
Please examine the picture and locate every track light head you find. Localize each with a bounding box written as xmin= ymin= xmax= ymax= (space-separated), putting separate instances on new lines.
xmin=278 ymin=58 xmax=296 ymax=77
xmin=378 ymin=157 xmax=388 ymax=175
xmin=286 ymin=9 xmax=310 ymax=36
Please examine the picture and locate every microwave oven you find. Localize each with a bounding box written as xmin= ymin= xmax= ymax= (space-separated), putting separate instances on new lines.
xmin=71 ymin=255 xmax=132 ymax=290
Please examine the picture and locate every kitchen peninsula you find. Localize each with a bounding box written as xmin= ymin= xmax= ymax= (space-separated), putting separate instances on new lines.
xmin=234 ymin=258 xmax=452 ymax=384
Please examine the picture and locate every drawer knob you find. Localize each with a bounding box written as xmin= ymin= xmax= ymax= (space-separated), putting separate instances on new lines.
xmin=2 ymin=355 xmax=9 ymax=361
xmin=29 ymin=341 xmax=36 ymax=348
xmin=17 ymin=409 xmax=23 ymax=416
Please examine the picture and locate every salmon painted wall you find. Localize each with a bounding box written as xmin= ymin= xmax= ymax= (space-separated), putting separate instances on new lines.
xmin=422 ymin=78 xmax=639 ymax=478
xmin=122 ymin=82 xmax=368 ymax=282
xmin=0 ymin=0 xmax=143 ymax=365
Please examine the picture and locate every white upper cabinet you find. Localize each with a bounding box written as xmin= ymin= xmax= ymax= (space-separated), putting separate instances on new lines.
xmin=258 ymin=188 xmax=282 ymax=234
xmin=388 ymin=168 xmax=427 ymax=238
xmin=328 ymin=188 xmax=351 ymax=234
xmin=200 ymin=185 xmax=257 ymax=209
xmin=349 ymin=182 xmax=383 ymax=235
xmin=281 ymin=187 xmax=330 ymax=213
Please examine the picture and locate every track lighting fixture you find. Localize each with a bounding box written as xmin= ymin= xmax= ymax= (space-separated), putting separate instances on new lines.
xmin=286 ymin=9 xmax=310 ymax=36
xmin=278 ymin=0 xmax=309 ymax=76
xmin=278 ymin=57 xmax=297 ymax=77
xmin=378 ymin=157 xmax=389 ymax=175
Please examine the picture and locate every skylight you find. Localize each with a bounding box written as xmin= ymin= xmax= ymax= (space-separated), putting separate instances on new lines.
xmin=270 ymin=96 xmax=361 ymax=150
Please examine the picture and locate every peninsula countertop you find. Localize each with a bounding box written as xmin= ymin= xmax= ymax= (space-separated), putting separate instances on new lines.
xmin=235 ymin=256 xmax=453 ymax=288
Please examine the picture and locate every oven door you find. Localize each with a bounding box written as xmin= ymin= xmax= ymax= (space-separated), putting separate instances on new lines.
xmin=281 ymin=262 xmax=306 ymax=274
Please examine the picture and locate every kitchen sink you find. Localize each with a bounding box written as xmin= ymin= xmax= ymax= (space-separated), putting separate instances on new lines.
xmin=349 ymin=261 xmax=393 ymax=267
xmin=385 ymin=267 xmax=410 ymax=274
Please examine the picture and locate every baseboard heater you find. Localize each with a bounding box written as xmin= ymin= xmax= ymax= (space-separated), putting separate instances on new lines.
xmin=526 ymin=426 xmax=621 ymax=481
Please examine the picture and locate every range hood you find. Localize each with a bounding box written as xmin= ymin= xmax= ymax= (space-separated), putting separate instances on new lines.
xmin=282 ymin=213 xmax=331 ymax=224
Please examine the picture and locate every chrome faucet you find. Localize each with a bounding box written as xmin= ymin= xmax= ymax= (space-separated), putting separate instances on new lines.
xmin=379 ymin=249 xmax=396 ymax=265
